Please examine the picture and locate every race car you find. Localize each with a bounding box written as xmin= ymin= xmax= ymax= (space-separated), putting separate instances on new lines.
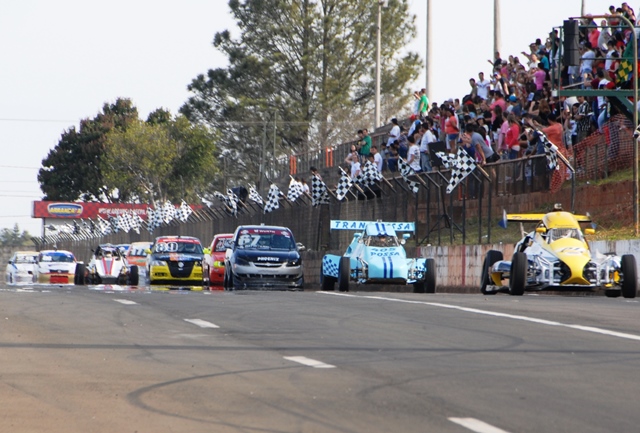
xmin=321 ymin=220 xmax=436 ymax=293
xmin=6 ymin=251 xmax=37 ymax=284
xmin=125 ymin=241 xmax=153 ymax=278
xmin=33 ymin=249 xmax=77 ymax=284
xmin=223 ymin=225 xmax=304 ymax=290
xmin=146 ymin=236 xmax=209 ymax=286
xmin=481 ymin=205 xmax=638 ymax=298
xmin=204 ymin=233 xmax=233 ymax=287
xmin=74 ymin=244 xmax=139 ymax=285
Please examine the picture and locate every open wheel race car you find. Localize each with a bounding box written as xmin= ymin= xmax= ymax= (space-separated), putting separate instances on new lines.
xmin=481 ymin=205 xmax=638 ymax=298
xmin=321 ymin=220 xmax=436 ymax=293
xmin=75 ymin=244 xmax=139 ymax=285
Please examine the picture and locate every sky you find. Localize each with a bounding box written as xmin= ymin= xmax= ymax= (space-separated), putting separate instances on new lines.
xmin=0 ymin=0 xmax=617 ymax=236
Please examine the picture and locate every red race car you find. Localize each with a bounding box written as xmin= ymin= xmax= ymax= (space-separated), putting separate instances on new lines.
xmin=204 ymin=233 xmax=233 ymax=288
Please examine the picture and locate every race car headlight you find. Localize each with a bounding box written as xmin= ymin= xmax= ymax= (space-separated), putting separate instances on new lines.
xmin=234 ymin=256 xmax=250 ymax=266
xmin=213 ymin=261 xmax=225 ymax=268
xmin=286 ymin=258 xmax=301 ymax=267
xmin=150 ymin=260 xmax=167 ymax=266
xmin=194 ymin=260 xmax=202 ymax=267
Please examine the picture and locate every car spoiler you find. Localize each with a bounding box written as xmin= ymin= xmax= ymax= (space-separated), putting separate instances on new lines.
xmin=329 ymin=220 xmax=415 ymax=232
xmin=506 ymin=214 xmax=592 ymax=223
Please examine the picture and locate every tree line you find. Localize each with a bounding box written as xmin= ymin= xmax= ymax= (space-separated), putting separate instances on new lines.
xmin=38 ymin=0 xmax=422 ymax=204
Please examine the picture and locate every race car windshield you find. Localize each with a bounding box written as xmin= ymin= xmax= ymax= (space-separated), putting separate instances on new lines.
xmin=547 ymin=228 xmax=583 ymax=243
xmin=236 ymin=233 xmax=295 ymax=250
xmin=366 ymin=235 xmax=399 ymax=247
xmin=15 ymin=255 xmax=36 ymax=263
xmin=154 ymin=241 xmax=203 ymax=254
xmin=40 ymin=253 xmax=75 ymax=263
xmin=214 ymin=238 xmax=234 ymax=252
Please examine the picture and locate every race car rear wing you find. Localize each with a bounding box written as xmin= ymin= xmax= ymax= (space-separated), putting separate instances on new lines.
xmin=506 ymin=214 xmax=592 ymax=223
xmin=330 ymin=220 xmax=415 ymax=232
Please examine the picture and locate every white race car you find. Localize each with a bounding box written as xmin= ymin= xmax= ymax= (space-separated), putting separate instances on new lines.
xmin=33 ymin=249 xmax=77 ymax=284
xmin=75 ymin=244 xmax=139 ymax=285
xmin=5 ymin=251 xmax=37 ymax=284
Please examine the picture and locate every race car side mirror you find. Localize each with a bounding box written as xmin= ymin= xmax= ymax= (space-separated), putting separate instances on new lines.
xmin=402 ymin=233 xmax=411 ymax=240
xmin=203 ymin=248 xmax=211 ymax=255
xmin=584 ymin=228 xmax=596 ymax=235
xmin=535 ymin=227 xmax=547 ymax=234
xmin=144 ymin=248 xmax=151 ymax=254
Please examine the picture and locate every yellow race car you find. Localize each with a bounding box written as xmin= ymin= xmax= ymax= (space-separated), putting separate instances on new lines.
xmin=481 ymin=205 xmax=637 ymax=298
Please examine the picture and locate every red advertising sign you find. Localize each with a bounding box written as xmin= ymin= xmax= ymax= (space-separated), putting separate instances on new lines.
xmin=32 ymin=201 xmax=200 ymax=220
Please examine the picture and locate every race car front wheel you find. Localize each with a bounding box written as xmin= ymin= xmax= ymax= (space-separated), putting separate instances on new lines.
xmin=481 ymin=250 xmax=503 ymax=295
xmin=320 ymin=267 xmax=336 ymax=291
xmin=509 ymin=252 xmax=527 ymax=296
xmin=338 ymin=257 xmax=350 ymax=292
xmin=425 ymin=258 xmax=436 ymax=294
xmin=128 ymin=266 xmax=139 ymax=286
xmin=621 ymin=254 xmax=637 ymax=299
xmin=75 ymin=263 xmax=86 ymax=285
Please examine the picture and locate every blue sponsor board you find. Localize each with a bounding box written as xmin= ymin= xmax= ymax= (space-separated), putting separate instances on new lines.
xmin=330 ymin=220 xmax=415 ymax=232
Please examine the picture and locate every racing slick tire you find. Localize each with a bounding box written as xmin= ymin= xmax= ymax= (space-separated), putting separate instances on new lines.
xmin=222 ymin=267 xmax=229 ymax=289
xmin=338 ymin=257 xmax=350 ymax=292
xmin=605 ymin=289 xmax=621 ymax=298
xmin=481 ymin=250 xmax=503 ymax=295
xmin=425 ymin=258 xmax=436 ymax=294
xmin=621 ymin=254 xmax=637 ymax=299
xmin=412 ymin=281 xmax=425 ymax=293
xmin=74 ymin=263 xmax=86 ymax=285
xmin=128 ymin=265 xmax=139 ymax=286
xmin=320 ymin=268 xmax=336 ymax=291
xmin=203 ymin=266 xmax=211 ymax=288
xmin=509 ymin=252 xmax=527 ymax=296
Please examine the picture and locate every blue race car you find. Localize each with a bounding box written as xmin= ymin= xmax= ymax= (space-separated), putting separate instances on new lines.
xmin=320 ymin=220 xmax=436 ymax=293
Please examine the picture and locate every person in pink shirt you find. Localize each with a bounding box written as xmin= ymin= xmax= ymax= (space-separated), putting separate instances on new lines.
xmin=505 ymin=113 xmax=521 ymax=159
xmin=489 ymin=93 xmax=507 ymax=122
xmin=531 ymin=62 xmax=547 ymax=92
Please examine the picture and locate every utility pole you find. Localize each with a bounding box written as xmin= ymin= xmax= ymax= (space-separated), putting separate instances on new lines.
xmin=493 ymin=0 xmax=501 ymax=60
xmin=374 ymin=0 xmax=383 ymax=130
xmin=425 ymin=0 xmax=432 ymax=99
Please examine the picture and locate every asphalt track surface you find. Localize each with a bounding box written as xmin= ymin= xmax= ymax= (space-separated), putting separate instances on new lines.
xmin=1 ymin=281 xmax=639 ymax=433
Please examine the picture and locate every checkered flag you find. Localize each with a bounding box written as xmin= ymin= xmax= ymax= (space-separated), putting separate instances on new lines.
xmin=146 ymin=207 xmax=162 ymax=233
xmin=175 ymin=200 xmax=193 ymax=222
xmin=249 ymin=185 xmax=264 ymax=206
xmin=287 ymin=177 xmax=304 ymax=201
xmin=161 ymin=201 xmax=176 ymax=224
xmin=97 ymin=217 xmax=111 ymax=236
xmin=357 ymin=160 xmax=382 ymax=188
xmin=442 ymin=147 xmax=477 ymax=193
xmin=435 ymin=151 xmax=456 ymax=169
xmin=398 ymin=157 xmax=420 ymax=194
xmin=264 ymin=184 xmax=281 ymax=213
xmin=108 ymin=215 xmax=119 ymax=233
xmin=311 ymin=175 xmax=330 ymax=206
xmin=335 ymin=171 xmax=353 ymax=201
xmin=214 ymin=190 xmax=238 ymax=216
xmin=116 ymin=213 xmax=131 ymax=233
xmin=535 ymin=130 xmax=559 ymax=171
xmin=129 ymin=211 xmax=143 ymax=234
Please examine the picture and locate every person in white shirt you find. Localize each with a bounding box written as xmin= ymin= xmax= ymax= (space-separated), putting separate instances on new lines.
xmin=476 ymin=71 xmax=491 ymax=100
xmin=419 ymin=120 xmax=436 ymax=172
xmin=370 ymin=145 xmax=383 ymax=172
xmin=387 ymin=118 xmax=401 ymax=147
xmin=345 ymin=145 xmax=361 ymax=178
xmin=407 ymin=135 xmax=421 ymax=172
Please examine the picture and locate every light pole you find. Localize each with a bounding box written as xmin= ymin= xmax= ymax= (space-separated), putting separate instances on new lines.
xmin=374 ymin=0 xmax=387 ymax=130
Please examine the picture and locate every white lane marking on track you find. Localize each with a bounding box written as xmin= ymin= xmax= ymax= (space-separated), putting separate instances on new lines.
xmin=184 ymin=318 xmax=219 ymax=329
xmin=318 ymin=291 xmax=640 ymax=342
xmin=114 ymin=299 xmax=137 ymax=305
xmin=449 ymin=417 xmax=511 ymax=433
xmin=284 ymin=356 xmax=336 ymax=369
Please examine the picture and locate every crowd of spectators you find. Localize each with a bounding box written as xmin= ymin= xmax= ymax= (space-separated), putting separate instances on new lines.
xmin=354 ymin=3 xmax=638 ymax=177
